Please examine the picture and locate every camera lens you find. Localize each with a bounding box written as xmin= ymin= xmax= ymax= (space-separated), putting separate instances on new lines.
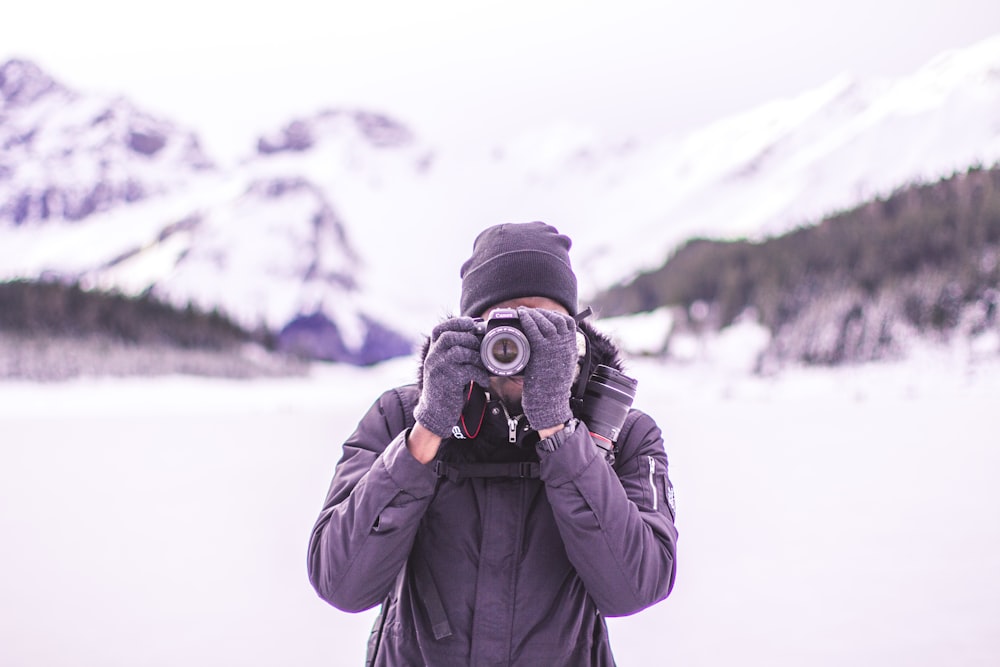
xmin=578 ymin=365 xmax=638 ymax=444
xmin=480 ymin=326 xmax=530 ymax=376
xmin=490 ymin=337 xmax=520 ymax=365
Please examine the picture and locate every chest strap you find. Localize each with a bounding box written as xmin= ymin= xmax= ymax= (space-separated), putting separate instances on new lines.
xmin=433 ymin=460 xmax=540 ymax=482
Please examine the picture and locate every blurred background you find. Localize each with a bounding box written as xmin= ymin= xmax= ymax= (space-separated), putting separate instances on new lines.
xmin=2 ymin=1 xmax=999 ymax=665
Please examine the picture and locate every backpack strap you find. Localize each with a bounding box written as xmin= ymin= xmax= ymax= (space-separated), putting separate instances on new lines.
xmin=379 ymin=386 xmax=418 ymax=436
xmin=375 ymin=386 xmax=456 ymax=641
xmin=412 ymin=553 xmax=453 ymax=640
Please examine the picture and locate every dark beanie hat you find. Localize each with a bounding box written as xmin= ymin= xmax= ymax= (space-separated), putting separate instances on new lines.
xmin=460 ymin=221 xmax=578 ymax=317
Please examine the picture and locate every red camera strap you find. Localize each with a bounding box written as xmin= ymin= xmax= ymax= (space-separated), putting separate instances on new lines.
xmin=458 ymin=381 xmax=487 ymax=438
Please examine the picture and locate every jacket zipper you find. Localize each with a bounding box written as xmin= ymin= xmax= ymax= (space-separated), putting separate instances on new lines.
xmin=648 ymin=455 xmax=658 ymax=511
xmin=499 ymin=402 xmax=523 ymax=444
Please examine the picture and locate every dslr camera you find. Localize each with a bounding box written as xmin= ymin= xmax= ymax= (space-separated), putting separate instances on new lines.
xmin=464 ymin=307 xmax=639 ymax=449
xmin=473 ymin=308 xmax=530 ymax=376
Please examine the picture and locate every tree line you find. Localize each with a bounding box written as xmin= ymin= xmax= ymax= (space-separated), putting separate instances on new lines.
xmin=593 ymin=164 xmax=1000 ymax=345
xmin=0 ymin=280 xmax=266 ymax=351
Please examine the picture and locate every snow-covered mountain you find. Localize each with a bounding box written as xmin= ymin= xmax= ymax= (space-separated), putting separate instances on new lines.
xmin=280 ymin=31 xmax=1000 ymax=317
xmin=0 ymin=59 xmax=213 ymax=225
xmin=3 ymin=33 xmax=1000 ymax=363
xmin=470 ymin=32 xmax=1000 ymax=293
xmin=0 ymin=61 xmax=427 ymax=363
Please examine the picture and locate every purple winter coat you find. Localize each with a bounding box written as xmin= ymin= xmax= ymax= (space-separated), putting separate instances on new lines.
xmin=308 ymin=335 xmax=678 ymax=666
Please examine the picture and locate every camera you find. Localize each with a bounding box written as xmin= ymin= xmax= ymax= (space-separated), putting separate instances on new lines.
xmin=577 ymin=364 xmax=638 ymax=446
xmin=473 ymin=308 xmax=530 ymax=376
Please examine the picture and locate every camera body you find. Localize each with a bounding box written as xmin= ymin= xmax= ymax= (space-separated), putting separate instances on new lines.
xmin=473 ymin=308 xmax=530 ymax=376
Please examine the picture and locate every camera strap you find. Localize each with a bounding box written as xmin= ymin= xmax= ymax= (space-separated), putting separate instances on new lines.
xmin=570 ymin=311 xmax=596 ymax=408
xmin=454 ymin=382 xmax=487 ymax=439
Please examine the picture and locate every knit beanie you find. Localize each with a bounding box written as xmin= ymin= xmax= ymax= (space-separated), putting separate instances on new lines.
xmin=460 ymin=221 xmax=578 ymax=317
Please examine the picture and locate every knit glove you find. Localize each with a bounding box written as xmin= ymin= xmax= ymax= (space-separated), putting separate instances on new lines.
xmin=518 ymin=307 xmax=578 ymax=430
xmin=414 ymin=317 xmax=491 ymax=438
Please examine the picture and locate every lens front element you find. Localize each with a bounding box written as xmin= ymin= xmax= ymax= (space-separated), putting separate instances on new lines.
xmin=481 ymin=326 xmax=530 ymax=376
xmin=491 ymin=337 xmax=519 ymax=365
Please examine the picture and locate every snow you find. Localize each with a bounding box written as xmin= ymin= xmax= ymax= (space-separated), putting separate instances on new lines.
xmin=1 ymin=348 xmax=998 ymax=666
xmin=597 ymin=309 xmax=674 ymax=356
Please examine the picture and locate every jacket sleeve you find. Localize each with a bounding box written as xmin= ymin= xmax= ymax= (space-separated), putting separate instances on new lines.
xmin=537 ymin=410 xmax=678 ymax=617
xmin=307 ymin=388 xmax=438 ymax=612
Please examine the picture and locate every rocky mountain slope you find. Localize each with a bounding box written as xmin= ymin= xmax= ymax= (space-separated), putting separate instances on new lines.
xmin=0 ymin=60 xmax=422 ymax=364
xmin=0 ymin=59 xmax=213 ymax=225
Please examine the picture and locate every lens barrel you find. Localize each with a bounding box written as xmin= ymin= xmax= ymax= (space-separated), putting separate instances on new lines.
xmin=481 ymin=325 xmax=530 ymax=375
xmin=578 ymin=364 xmax=638 ymax=444
xmin=476 ymin=309 xmax=531 ymax=376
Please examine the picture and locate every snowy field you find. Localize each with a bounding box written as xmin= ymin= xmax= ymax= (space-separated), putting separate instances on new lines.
xmin=1 ymin=351 xmax=999 ymax=666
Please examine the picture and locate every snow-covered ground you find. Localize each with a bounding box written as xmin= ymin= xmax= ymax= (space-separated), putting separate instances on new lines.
xmin=1 ymin=350 xmax=998 ymax=666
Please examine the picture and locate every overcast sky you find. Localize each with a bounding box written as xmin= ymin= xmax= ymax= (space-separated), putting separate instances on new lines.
xmin=5 ymin=0 xmax=1000 ymax=159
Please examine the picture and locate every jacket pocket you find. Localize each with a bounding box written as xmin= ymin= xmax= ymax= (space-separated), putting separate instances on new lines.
xmin=644 ymin=455 xmax=659 ymax=511
xmin=644 ymin=454 xmax=675 ymax=520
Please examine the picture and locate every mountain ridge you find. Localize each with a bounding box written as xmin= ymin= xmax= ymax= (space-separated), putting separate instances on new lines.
xmin=0 ymin=62 xmax=423 ymax=364
xmin=592 ymin=164 xmax=1000 ymax=371
xmin=3 ymin=33 xmax=1000 ymax=371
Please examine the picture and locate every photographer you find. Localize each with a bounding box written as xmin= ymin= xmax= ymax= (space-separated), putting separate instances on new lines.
xmin=308 ymin=222 xmax=678 ymax=666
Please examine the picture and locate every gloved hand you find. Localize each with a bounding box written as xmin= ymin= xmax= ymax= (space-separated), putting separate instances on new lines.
xmin=414 ymin=317 xmax=491 ymax=438
xmin=517 ymin=307 xmax=578 ymax=430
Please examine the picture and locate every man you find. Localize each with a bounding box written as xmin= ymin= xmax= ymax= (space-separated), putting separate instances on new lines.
xmin=308 ymin=222 xmax=678 ymax=666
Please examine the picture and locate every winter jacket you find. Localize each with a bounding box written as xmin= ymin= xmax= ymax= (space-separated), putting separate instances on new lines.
xmin=308 ymin=324 xmax=678 ymax=666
